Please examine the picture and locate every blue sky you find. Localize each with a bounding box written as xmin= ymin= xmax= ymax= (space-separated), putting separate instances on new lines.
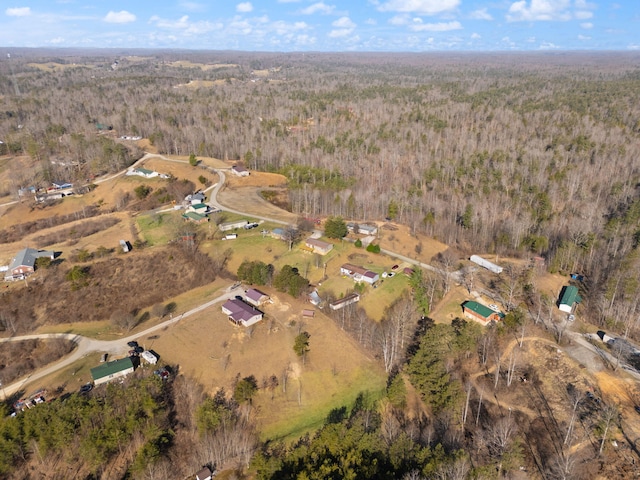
xmin=1 ymin=1 xmax=638 ymax=52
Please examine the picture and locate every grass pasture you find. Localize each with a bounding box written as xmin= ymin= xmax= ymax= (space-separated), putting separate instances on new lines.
xmin=136 ymin=211 xmax=177 ymax=246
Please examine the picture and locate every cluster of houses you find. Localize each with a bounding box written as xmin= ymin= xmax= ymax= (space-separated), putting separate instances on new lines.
xmin=182 ymin=191 xmax=215 ymax=224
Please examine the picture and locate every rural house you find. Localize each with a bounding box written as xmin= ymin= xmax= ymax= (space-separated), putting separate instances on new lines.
xmin=245 ymin=288 xmax=270 ymax=306
xmin=195 ymin=467 xmax=213 ymax=480
xmin=126 ymin=167 xmax=158 ymax=178
xmin=5 ymin=247 xmax=55 ymax=281
xmin=190 ymin=192 xmax=206 ymax=204
xmin=90 ymin=357 xmax=135 ymax=386
xmin=50 ymin=181 xmax=73 ymax=190
xmin=461 ymin=301 xmax=504 ymax=325
xmin=329 ymin=293 xmax=360 ymax=310
xmin=231 ymin=164 xmax=250 ymax=177
xmin=357 ymin=224 xmax=378 ymax=236
xmin=221 ymin=299 xmax=263 ymax=327
xmin=187 ymin=203 xmax=209 ymax=215
xmin=182 ymin=212 xmax=208 ymax=224
xmin=304 ymin=238 xmax=334 ymax=255
xmin=219 ymin=219 xmax=248 ymax=231
xmin=340 ymin=263 xmax=379 ymax=284
xmin=308 ymin=290 xmax=322 ymax=306
xmin=558 ymin=285 xmax=581 ymax=313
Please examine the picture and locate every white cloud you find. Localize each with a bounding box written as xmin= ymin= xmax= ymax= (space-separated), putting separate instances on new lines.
xmin=628 ymin=44 xmax=639 ymax=50
xmin=389 ymin=15 xmax=411 ymax=26
xmin=236 ymin=2 xmax=253 ymax=13
xmin=471 ymin=32 xmax=481 ymax=39
xmin=378 ymin=0 xmax=460 ymax=15
xmin=332 ymin=16 xmax=355 ymax=29
xmin=104 ymin=10 xmax=136 ymax=24
xmin=578 ymin=34 xmax=591 ymax=40
xmin=539 ymin=41 xmax=559 ymax=49
xmin=328 ymin=29 xmax=352 ymax=38
xmin=580 ymin=22 xmax=593 ymax=29
xmin=48 ymin=37 xmax=65 ymax=44
xmin=300 ymin=2 xmax=335 ymax=15
xmin=6 ymin=7 xmax=31 ymax=17
xmin=410 ymin=21 xmax=462 ymax=32
xmin=469 ymin=8 xmax=492 ymax=20
xmin=179 ymin=1 xmax=207 ymax=12
xmin=507 ymin=0 xmax=571 ymax=21
xmin=575 ymin=10 xmax=592 ymax=19
xmin=149 ymin=15 xmax=218 ymax=34
xmin=365 ymin=18 xmax=377 ymax=25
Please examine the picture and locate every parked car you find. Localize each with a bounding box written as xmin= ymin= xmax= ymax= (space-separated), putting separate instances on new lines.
xmin=127 ymin=341 xmax=138 ymax=348
xmin=392 ymin=264 xmax=399 ymax=270
xmin=80 ymin=383 xmax=93 ymax=393
xmin=388 ymin=272 xmax=395 ymax=278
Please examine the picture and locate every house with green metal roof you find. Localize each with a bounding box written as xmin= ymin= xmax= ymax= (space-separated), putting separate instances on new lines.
xmin=90 ymin=357 xmax=135 ymax=386
xmin=558 ymin=285 xmax=581 ymax=313
xmin=462 ymin=300 xmax=504 ymax=324
xmin=181 ymin=212 xmax=208 ymax=224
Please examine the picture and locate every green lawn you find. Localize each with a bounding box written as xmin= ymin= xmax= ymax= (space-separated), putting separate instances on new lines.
xmin=136 ymin=212 xmax=178 ymax=246
xmin=256 ymin=365 xmax=386 ymax=442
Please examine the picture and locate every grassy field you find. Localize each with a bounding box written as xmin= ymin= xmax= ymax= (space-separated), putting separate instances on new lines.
xmin=136 ymin=212 xmax=178 ymax=246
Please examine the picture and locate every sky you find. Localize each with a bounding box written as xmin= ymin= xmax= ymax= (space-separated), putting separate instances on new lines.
xmin=0 ymin=1 xmax=638 ymax=52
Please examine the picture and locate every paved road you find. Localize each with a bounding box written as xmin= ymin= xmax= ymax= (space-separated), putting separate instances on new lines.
xmin=0 ymin=285 xmax=242 ymax=400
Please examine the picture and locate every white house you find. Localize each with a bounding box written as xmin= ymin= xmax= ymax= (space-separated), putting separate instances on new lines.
xmin=340 ymin=263 xmax=379 ymax=284
xmin=231 ymin=165 xmax=250 ymax=177
xmin=219 ymin=219 xmax=248 ymax=231
xmin=329 ymin=293 xmax=360 ymax=310
xmin=304 ymin=238 xmax=333 ymax=255
xmin=90 ymin=358 xmax=135 ymax=386
xmin=127 ymin=167 xmax=158 ymax=179
xmin=245 ymin=288 xmax=270 ymax=306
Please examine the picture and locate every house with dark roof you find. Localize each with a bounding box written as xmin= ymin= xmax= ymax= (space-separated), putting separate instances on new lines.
xmin=329 ymin=293 xmax=360 ymax=310
xmin=304 ymin=238 xmax=333 ymax=255
xmin=245 ymin=288 xmax=270 ymax=307
xmin=231 ymin=164 xmax=250 ymax=177
xmin=90 ymin=357 xmax=135 ymax=386
xmin=195 ymin=466 xmax=213 ymax=480
xmin=340 ymin=263 xmax=379 ymax=284
xmin=5 ymin=247 xmax=55 ymax=281
xmin=221 ymin=299 xmax=263 ymax=327
xmin=461 ymin=301 xmax=504 ymax=325
xmin=558 ymin=285 xmax=581 ymax=313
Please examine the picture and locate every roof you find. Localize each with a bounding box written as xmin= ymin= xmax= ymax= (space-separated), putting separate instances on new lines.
xmin=9 ymin=247 xmax=55 ymax=270
xmin=220 ymin=219 xmax=248 ymax=227
xmin=305 ymin=238 xmax=332 ymax=249
xmin=246 ymin=288 xmax=268 ymax=302
xmin=232 ymin=165 xmax=248 ymax=172
xmin=363 ymin=271 xmax=378 ymax=279
xmin=272 ymin=228 xmax=284 ymax=235
xmin=341 ymin=263 xmax=369 ymax=276
xmin=462 ymin=301 xmax=496 ymax=319
xmin=330 ymin=293 xmax=360 ymax=306
xmin=135 ymin=167 xmax=154 ymax=175
xmin=182 ymin=212 xmax=207 ymax=222
xmin=222 ymin=299 xmax=263 ymax=323
xmin=191 ymin=203 xmax=208 ymax=210
xmin=196 ymin=467 xmax=212 ymax=480
xmin=559 ymin=285 xmax=582 ymax=306
xmin=90 ymin=357 xmax=134 ymax=380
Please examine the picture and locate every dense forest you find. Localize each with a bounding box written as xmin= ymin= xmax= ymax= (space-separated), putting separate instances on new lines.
xmin=1 ymin=50 xmax=640 ymax=340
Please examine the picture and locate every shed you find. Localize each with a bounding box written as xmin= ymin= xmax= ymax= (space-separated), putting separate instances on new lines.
xmin=90 ymin=357 xmax=135 ymax=386
xmin=304 ymin=238 xmax=333 ymax=255
xmin=302 ymin=309 xmax=315 ymax=318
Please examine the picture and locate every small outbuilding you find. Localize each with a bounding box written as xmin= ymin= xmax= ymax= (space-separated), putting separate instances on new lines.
xmin=195 ymin=466 xmax=213 ymax=480
xmin=470 ymin=255 xmax=503 ymax=274
xmin=141 ymin=350 xmax=159 ymax=365
xmin=304 ymin=238 xmax=334 ymax=255
xmin=219 ymin=219 xmax=248 ymax=231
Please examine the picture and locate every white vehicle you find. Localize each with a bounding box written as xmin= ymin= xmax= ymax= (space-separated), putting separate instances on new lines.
xmin=488 ymin=304 xmax=499 ymax=311
xmin=382 ymin=272 xmax=388 ymax=278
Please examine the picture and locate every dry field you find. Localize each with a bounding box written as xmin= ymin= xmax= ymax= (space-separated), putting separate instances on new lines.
xmin=168 ymin=61 xmax=239 ymax=71
xmin=26 ymin=62 xmax=92 ymax=72
xmin=146 ymin=288 xmax=386 ymax=439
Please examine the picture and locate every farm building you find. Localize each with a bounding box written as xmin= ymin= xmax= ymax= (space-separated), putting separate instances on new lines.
xmin=221 ymin=299 xmax=263 ymax=327
xmin=219 ymin=219 xmax=248 ymax=231
xmin=231 ymin=165 xmax=250 ymax=177
xmin=187 ymin=203 xmax=209 ymax=215
xmin=558 ymin=285 xmax=581 ymax=313
xmin=182 ymin=212 xmax=208 ymax=224
xmin=304 ymin=238 xmax=334 ymax=255
xmin=340 ymin=263 xmax=379 ymax=284
xmin=4 ymin=247 xmax=55 ymax=281
xmin=470 ymin=255 xmax=503 ymax=274
xmin=461 ymin=301 xmax=504 ymax=325
xmin=90 ymin=357 xmax=135 ymax=386
xmin=245 ymin=288 xmax=270 ymax=306
xmin=330 ymin=293 xmax=361 ymax=311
